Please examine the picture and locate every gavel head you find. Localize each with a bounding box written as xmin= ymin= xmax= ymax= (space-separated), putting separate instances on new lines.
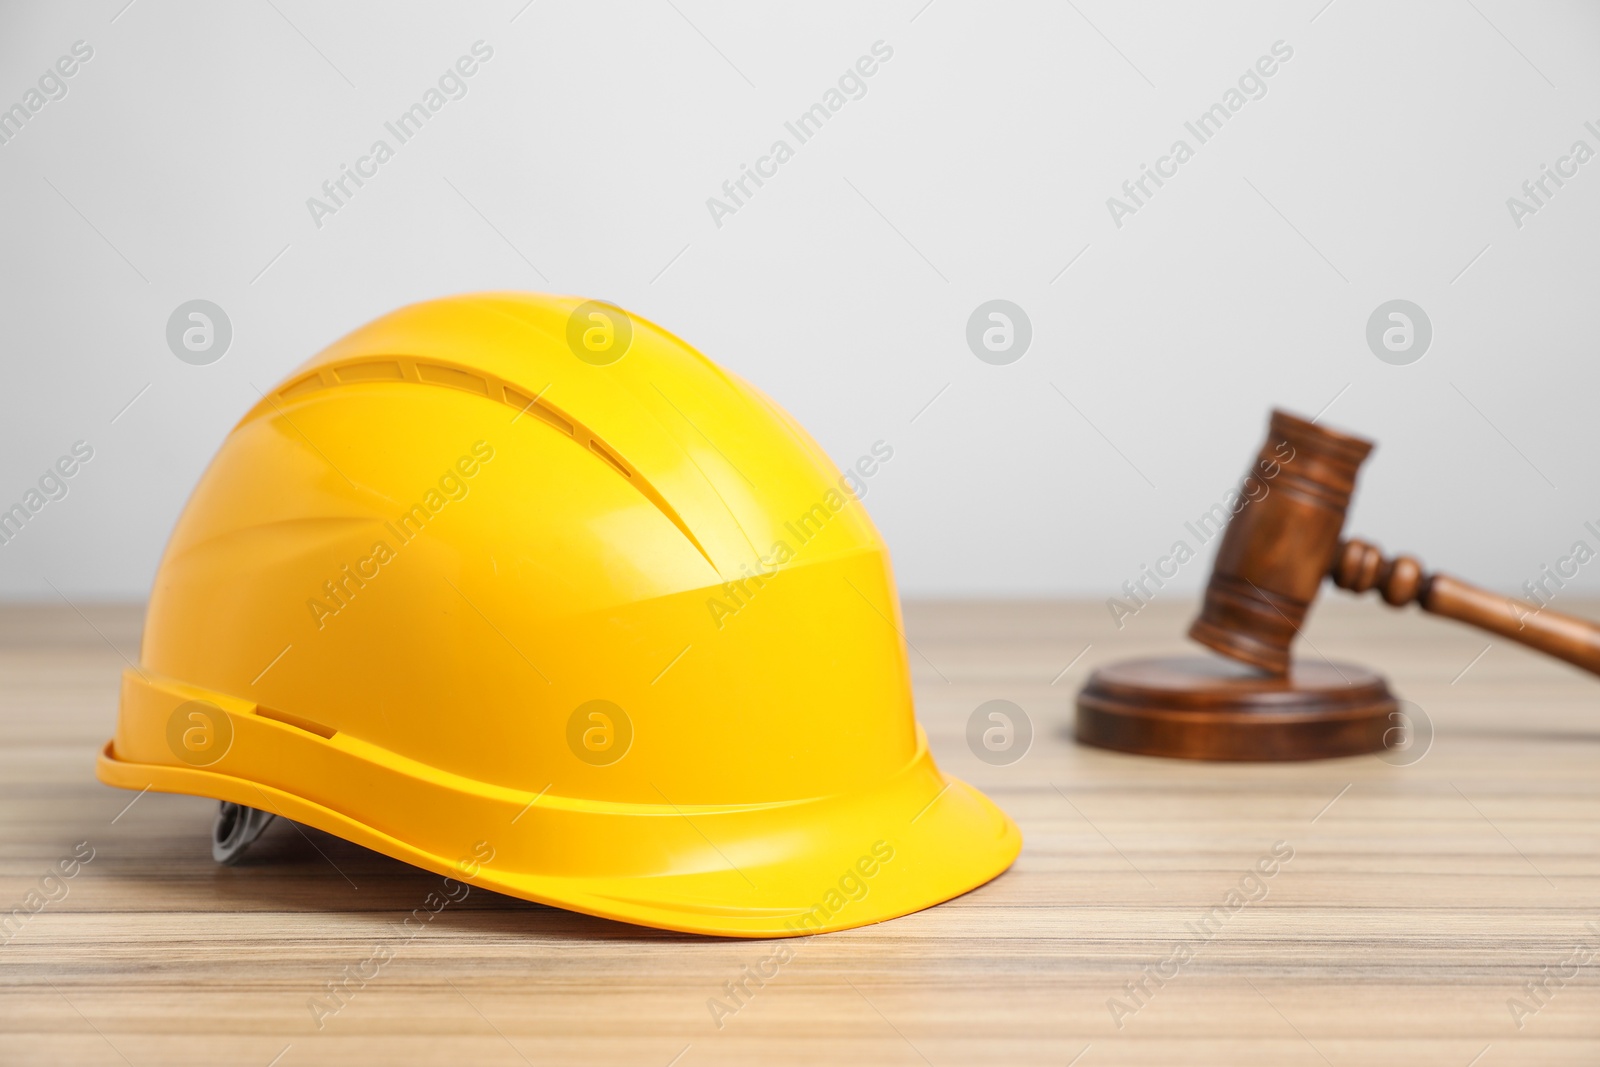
xmin=1187 ymin=409 xmax=1374 ymax=675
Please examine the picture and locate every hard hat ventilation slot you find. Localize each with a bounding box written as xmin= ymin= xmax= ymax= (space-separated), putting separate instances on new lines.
xmin=334 ymin=361 xmax=404 ymax=382
xmin=533 ymin=403 xmax=574 ymax=434
xmin=258 ymin=357 xmax=717 ymax=572
xmin=256 ymin=705 xmax=338 ymax=739
xmin=505 ymin=390 xmax=576 ymax=435
xmin=417 ymin=362 xmax=490 ymax=396
xmin=280 ymin=373 xmax=326 ymax=400
xmin=588 ymin=440 xmax=631 ymax=478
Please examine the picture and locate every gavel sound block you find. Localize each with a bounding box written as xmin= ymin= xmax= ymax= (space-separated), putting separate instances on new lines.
xmin=1076 ymin=408 xmax=1600 ymax=761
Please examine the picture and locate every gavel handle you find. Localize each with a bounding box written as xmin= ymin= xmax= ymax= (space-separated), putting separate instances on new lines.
xmin=1331 ymin=539 xmax=1600 ymax=677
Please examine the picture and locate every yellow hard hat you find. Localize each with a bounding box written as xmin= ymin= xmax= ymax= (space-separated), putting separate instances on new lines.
xmin=98 ymin=293 xmax=1020 ymax=936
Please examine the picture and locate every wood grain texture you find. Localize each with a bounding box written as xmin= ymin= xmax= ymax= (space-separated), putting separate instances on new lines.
xmin=3 ymin=598 xmax=1599 ymax=1066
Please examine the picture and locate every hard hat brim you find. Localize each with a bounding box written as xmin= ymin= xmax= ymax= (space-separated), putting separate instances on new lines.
xmin=98 ymin=715 xmax=1019 ymax=938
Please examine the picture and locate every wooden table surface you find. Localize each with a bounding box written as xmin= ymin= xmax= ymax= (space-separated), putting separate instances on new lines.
xmin=3 ymin=597 xmax=1598 ymax=1066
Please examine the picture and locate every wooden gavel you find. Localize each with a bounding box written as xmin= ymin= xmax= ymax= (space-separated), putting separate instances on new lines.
xmin=1189 ymin=409 xmax=1600 ymax=677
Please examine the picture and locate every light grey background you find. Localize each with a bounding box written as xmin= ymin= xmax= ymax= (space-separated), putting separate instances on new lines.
xmin=2 ymin=0 xmax=1597 ymax=607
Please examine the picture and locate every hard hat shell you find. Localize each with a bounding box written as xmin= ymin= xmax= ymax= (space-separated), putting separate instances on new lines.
xmin=98 ymin=293 xmax=1020 ymax=937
